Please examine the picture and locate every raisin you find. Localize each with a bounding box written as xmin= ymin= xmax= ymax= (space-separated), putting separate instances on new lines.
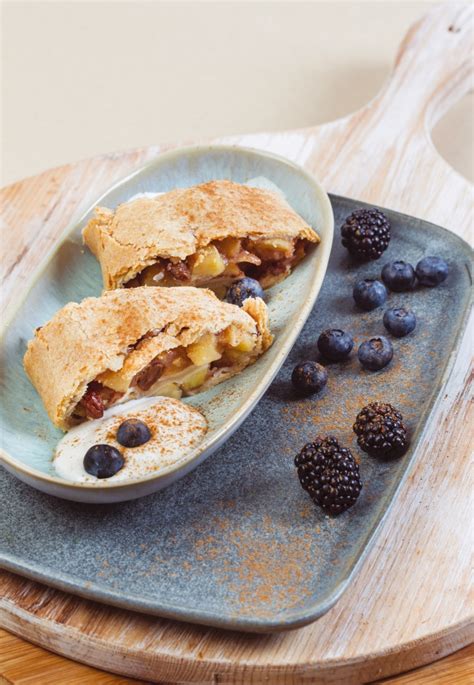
xmin=81 ymin=382 xmax=105 ymax=419
xmin=132 ymin=357 xmax=164 ymax=391
xmin=266 ymin=260 xmax=290 ymax=276
xmin=76 ymin=382 xmax=122 ymax=421
xmin=99 ymin=386 xmax=123 ymax=406
xmin=165 ymin=260 xmax=191 ymax=282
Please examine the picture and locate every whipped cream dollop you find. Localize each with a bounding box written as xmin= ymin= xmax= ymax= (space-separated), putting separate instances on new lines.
xmin=54 ymin=397 xmax=207 ymax=484
xmin=126 ymin=176 xmax=285 ymax=203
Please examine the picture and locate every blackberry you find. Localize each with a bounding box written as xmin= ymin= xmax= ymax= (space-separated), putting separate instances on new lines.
xmin=341 ymin=208 xmax=391 ymax=261
xmin=294 ymin=436 xmax=362 ymax=515
xmin=353 ymin=402 xmax=408 ymax=458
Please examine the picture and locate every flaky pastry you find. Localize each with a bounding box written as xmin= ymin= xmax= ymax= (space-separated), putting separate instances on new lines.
xmin=83 ymin=180 xmax=320 ymax=294
xmin=24 ymin=286 xmax=272 ymax=430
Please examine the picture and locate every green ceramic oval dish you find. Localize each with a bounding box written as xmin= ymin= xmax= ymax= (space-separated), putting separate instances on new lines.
xmin=0 ymin=146 xmax=334 ymax=503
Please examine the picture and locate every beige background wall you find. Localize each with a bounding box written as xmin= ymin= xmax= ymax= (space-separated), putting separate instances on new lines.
xmin=2 ymin=0 xmax=473 ymax=187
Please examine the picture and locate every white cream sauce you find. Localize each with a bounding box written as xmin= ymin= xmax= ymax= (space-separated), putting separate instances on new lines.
xmin=54 ymin=397 xmax=207 ymax=484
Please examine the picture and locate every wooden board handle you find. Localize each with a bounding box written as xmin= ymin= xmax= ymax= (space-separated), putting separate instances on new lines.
xmin=379 ymin=3 xmax=473 ymax=131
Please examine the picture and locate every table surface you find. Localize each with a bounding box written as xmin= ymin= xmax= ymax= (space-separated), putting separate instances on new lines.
xmin=0 ymin=629 xmax=472 ymax=684
xmin=1 ymin=2 xmax=473 ymax=682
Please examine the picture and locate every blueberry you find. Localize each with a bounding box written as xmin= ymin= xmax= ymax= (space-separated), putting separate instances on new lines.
xmin=226 ymin=277 xmax=264 ymax=306
xmin=358 ymin=336 xmax=393 ymax=371
xmin=291 ymin=361 xmax=328 ymax=395
xmin=353 ymin=279 xmax=387 ymax=310
xmin=117 ymin=419 xmax=151 ymax=447
xmin=318 ymin=329 xmax=354 ymax=362
xmin=381 ymin=261 xmax=416 ymax=292
xmin=83 ymin=444 xmax=124 ymax=478
xmin=416 ymin=256 xmax=449 ymax=287
xmin=383 ymin=307 xmax=416 ymax=338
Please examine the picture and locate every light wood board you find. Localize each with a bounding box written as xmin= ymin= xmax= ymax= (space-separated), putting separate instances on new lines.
xmin=1 ymin=630 xmax=473 ymax=685
xmin=1 ymin=4 xmax=473 ymax=683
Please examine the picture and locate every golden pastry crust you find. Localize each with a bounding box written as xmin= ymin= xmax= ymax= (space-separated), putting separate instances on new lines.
xmin=82 ymin=180 xmax=319 ymax=290
xmin=23 ymin=286 xmax=272 ymax=430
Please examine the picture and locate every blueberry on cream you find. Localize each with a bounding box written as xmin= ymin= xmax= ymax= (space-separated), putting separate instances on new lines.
xmin=117 ymin=418 xmax=151 ymax=448
xmin=83 ymin=444 xmax=124 ymax=479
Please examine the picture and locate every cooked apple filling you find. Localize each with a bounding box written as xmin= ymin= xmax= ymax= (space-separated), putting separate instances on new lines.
xmin=124 ymin=237 xmax=311 ymax=295
xmin=70 ymin=327 xmax=258 ymax=422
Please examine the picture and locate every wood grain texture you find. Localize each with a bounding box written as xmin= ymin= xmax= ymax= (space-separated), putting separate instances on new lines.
xmin=0 ymin=628 xmax=144 ymax=685
xmin=0 ymin=3 xmax=473 ymax=684
xmin=1 ymin=631 xmax=473 ymax=685
xmin=377 ymin=643 xmax=474 ymax=684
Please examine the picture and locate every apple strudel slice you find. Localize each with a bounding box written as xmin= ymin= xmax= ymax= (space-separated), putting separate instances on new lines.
xmin=83 ymin=180 xmax=319 ymax=294
xmin=24 ymin=286 xmax=272 ymax=430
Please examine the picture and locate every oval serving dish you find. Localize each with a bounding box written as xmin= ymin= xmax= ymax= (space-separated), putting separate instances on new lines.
xmin=0 ymin=145 xmax=334 ymax=503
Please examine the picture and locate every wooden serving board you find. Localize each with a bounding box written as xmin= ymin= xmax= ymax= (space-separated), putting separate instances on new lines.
xmin=1 ymin=4 xmax=473 ymax=683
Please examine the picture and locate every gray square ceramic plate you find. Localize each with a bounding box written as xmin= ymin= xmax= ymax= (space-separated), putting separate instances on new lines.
xmin=0 ymin=189 xmax=471 ymax=631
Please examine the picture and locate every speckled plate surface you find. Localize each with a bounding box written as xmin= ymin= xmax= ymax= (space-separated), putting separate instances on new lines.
xmin=0 ymin=196 xmax=471 ymax=632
